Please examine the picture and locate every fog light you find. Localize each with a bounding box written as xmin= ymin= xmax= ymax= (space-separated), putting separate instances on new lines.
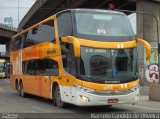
xmin=80 ymin=95 xmax=90 ymax=102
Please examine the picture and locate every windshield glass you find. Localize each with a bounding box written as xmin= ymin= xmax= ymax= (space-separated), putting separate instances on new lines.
xmin=75 ymin=11 xmax=134 ymax=42
xmin=80 ymin=47 xmax=138 ymax=84
xmin=0 ymin=62 xmax=5 ymax=72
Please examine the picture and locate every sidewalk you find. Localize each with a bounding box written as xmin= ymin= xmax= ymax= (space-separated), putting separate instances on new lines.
xmin=136 ymin=86 xmax=160 ymax=111
xmin=140 ymin=86 xmax=149 ymax=96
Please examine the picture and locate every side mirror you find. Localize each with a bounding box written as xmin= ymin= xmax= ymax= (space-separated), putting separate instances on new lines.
xmin=136 ymin=38 xmax=151 ymax=60
xmin=67 ymin=36 xmax=80 ymax=57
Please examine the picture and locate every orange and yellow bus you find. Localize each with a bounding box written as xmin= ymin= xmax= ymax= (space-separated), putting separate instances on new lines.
xmin=10 ymin=9 xmax=151 ymax=107
xmin=0 ymin=59 xmax=6 ymax=78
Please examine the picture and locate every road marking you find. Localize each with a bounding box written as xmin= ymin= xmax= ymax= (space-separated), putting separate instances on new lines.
xmin=4 ymin=79 xmax=10 ymax=83
xmin=0 ymin=87 xmax=4 ymax=92
xmin=125 ymin=104 xmax=160 ymax=111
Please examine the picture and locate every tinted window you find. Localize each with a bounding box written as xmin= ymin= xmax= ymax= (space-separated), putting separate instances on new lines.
xmin=23 ymin=20 xmax=55 ymax=48
xmin=11 ymin=36 xmax=23 ymax=51
xmin=22 ymin=59 xmax=58 ymax=76
xmin=74 ymin=11 xmax=135 ymax=42
xmin=80 ymin=47 xmax=138 ymax=84
xmin=22 ymin=61 xmax=28 ymax=75
xmin=23 ymin=32 xmax=36 ymax=48
xmin=57 ymin=12 xmax=73 ymax=37
xmin=32 ymin=60 xmax=37 ymax=75
xmin=27 ymin=61 xmax=32 ymax=75
xmin=60 ymin=41 xmax=76 ymax=76
xmin=44 ymin=59 xmax=59 ymax=76
xmin=37 ymin=60 xmax=45 ymax=75
xmin=0 ymin=62 xmax=5 ymax=72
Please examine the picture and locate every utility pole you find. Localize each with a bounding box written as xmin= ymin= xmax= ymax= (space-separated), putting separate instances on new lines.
xmin=115 ymin=9 xmax=159 ymax=84
xmin=18 ymin=0 xmax=19 ymax=25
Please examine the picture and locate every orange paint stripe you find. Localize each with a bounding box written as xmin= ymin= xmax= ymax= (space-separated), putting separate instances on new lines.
xmin=78 ymin=38 xmax=137 ymax=49
xmin=82 ymin=79 xmax=139 ymax=91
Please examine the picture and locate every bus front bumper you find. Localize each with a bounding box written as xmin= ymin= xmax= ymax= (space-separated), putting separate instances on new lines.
xmin=74 ymin=89 xmax=139 ymax=106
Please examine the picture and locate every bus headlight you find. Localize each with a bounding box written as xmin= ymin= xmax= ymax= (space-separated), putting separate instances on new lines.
xmin=2 ymin=72 xmax=5 ymax=76
xmin=74 ymin=83 xmax=95 ymax=92
xmin=80 ymin=95 xmax=90 ymax=102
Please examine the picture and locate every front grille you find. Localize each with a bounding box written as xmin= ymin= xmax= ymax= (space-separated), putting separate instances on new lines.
xmin=90 ymin=90 xmax=134 ymax=96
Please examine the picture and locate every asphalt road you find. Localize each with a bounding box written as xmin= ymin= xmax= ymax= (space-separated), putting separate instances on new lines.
xmin=0 ymin=79 xmax=160 ymax=119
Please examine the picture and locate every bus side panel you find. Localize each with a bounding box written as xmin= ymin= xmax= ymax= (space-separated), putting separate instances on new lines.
xmin=10 ymin=51 xmax=22 ymax=90
xmin=10 ymin=74 xmax=16 ymax=90
xmin=36 ymin=42 xmax=59 ymax=99
xmin=22 ymin=45 xmax=38 ymax=95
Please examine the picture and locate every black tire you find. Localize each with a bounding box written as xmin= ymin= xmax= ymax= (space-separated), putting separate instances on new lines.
xmin=54 ymin=85 xmax=66 ymax=108
xmin=101 ymin=105 xmax=112 ymax=108
xmin=19 ymin=81 xmax=27 ymax=97
xmin=52 ymin=91 xmax=56 ymax=106
xmin=16 ymin=81 xmax=21 ymax=96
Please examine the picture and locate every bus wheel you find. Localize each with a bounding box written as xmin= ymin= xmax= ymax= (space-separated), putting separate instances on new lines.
xmin=19 ymin=81 xmax=26 ymax=97
xmin=54 ymin=85 xmax=66 ymax=108
xmin=16 ymin=81 xmax=21 ymax=96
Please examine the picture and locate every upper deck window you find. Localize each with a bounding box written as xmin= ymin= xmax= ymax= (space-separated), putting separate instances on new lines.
xmin=57 ymin=12 xmax=73 ymax=37
xmin=74 ymin=11 xmax=135 ymax=42
xmin=23 ymin=20 xmax=55 ymax=48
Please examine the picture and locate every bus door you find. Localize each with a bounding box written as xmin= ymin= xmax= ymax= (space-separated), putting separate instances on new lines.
xmin=60 ymin=40 xmax=76 ymax=101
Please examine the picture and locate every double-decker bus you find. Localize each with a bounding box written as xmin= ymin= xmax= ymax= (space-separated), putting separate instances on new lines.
xmin=10 ymin=9 xmax=151 ymax=107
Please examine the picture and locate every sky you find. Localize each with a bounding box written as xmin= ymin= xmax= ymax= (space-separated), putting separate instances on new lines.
xmin=0 ymin=0 xmax=36 ymax=27
xmin=0 ymin=0 xmax=36 ymax=52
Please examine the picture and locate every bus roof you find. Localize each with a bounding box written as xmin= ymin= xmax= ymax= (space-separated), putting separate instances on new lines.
xmin=56 ymin=8 xmax=125 ymax=16
xmin=12 ymin=9 xmax=125 ymax=39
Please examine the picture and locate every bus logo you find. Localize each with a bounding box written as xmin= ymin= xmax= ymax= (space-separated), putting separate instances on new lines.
xmin=47 ymin=49 xmax=56 ymax=55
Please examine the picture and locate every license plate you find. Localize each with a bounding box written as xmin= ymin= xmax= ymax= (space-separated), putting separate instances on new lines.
xmin=108 ymin=99 xmax=118 ymax=103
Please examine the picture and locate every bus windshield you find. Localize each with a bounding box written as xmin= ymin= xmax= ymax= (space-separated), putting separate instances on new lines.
xmin=75 ymin=11 xmax=134 ymax=42
xmin=0 ymin=62 xmax=5 ymax=72
xmin=79 ymin=47 xmax=138 ymax=84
